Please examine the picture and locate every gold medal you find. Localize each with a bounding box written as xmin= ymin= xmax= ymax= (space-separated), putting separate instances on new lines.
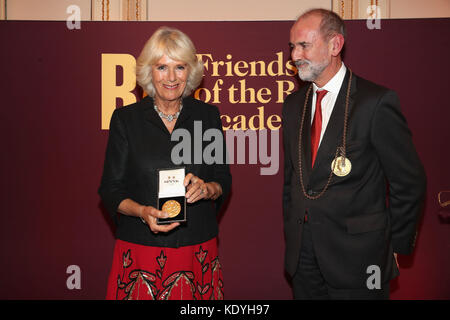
xmin=331 ymin=156 xmax=352 ymax=177
xmin=162 ymin=200 xmax=181 ymax=218
xmin=298 ymin=70 xmax=354 ymax=199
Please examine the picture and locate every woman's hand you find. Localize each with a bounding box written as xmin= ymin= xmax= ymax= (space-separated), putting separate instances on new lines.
xmin=184 ymin=173 xmax=223 ymax=203
xmin=140 ymin=205 xmax=180 ymax=234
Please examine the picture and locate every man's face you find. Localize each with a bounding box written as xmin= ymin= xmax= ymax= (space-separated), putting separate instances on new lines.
xmin=290 ymin=15 xmax=331 ymax=82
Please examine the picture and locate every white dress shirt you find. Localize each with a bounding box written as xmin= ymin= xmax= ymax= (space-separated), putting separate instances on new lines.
xmin=311 ymin=63 xmax=347 ymax=146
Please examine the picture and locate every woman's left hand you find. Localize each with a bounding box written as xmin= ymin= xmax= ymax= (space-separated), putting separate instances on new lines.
xmin=184 ymin=173 xmax=222 ymax=203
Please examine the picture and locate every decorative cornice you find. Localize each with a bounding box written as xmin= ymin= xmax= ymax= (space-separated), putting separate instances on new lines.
xmin=92 ymin=0 xmax=147 ymax=21
xmin=0 ymin=0 xmax=5 ymax=20
xmin=332 ymin=0 xmax=391 ymax=19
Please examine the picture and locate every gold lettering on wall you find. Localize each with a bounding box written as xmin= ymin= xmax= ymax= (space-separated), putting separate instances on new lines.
xmin=101 ymin=54 xmax=137 ymax=129
xmin=101 ymin=52 xmax=298 ymax=130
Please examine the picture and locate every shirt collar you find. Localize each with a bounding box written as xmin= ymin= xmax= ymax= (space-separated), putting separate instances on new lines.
xmin=313 ymin=62 xmax=347 ymax=95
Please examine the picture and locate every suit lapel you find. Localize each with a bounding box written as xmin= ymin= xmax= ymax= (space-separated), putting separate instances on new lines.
xmin=301 ymin=87 xmax=313 ymax=180
xmin=311 ymin=70 xmax=357 ymax=177
xmin=174 ymin=97 xmax=193 ymax=129
xmin=143 ymin=96 xmax=169 ymax=133
xmin=292 ymin=85 xmax=313 ymax=185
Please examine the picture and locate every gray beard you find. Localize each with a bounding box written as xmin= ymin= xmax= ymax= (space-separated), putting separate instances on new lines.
xmin=296 ymin=59 xmax=329 ymax=82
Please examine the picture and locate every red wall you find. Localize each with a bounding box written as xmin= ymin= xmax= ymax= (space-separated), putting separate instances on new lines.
xmin=0 ymin=18 xmax=449 ymax=299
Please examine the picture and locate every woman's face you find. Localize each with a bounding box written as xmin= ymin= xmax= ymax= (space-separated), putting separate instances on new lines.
xmin=151 ymin=54 xmax=188 ymax=104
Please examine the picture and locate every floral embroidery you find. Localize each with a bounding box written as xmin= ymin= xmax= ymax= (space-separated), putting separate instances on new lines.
xmin=124 ymin=270 xmax=158 ymax=300
xmin=159 ymin=271 xmax=196 ymax=300
xmin=156 ymin=250 xmax=166 ymax=270
xmin=210 ymin=257 xmax=224 ymax=300
xmin=195 ymin=246 xmax=208 ymax=265
xmin=122 ymin=250 xmax=133 ymax=268
xmin=115 ymin=247 xmax=223 ymax=300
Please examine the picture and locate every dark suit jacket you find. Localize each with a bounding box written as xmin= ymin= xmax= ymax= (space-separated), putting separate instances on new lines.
xmin=98 ymin=96 xmax=231 ymax=248
xmin=282 ymin=70 xmax=426 ymax=289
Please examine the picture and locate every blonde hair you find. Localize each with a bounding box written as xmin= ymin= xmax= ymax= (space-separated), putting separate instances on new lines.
xmin=136 ymin=27 xmax=204 ymax=98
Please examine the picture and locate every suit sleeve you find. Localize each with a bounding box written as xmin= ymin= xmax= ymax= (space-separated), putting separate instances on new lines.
xmin=370 ymin=90 xmax=426 ymax=255
xmin=282 ymin=98 xmax=293 ymax=216
xmin=98 ymin=110 xmax=131 ymax=226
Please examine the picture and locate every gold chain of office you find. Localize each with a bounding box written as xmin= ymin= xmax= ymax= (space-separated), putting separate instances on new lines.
xmin=297 ymin=69 xmax=353 ymax=200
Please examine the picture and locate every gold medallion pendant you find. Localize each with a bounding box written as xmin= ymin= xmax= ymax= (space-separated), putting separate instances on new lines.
xmin=331 ymin=156 xmax=352 ymax=177
xmin=297 ymin=70 xmax=354 ymax=199
xmin=162 ymin=200 xmax=181 ymax=218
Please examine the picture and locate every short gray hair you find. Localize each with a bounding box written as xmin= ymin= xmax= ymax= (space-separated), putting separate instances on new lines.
xmin=136 ymin=27 xmax=204 ymax=98
xmin=299 ymin=8 xmax=346 ymax=41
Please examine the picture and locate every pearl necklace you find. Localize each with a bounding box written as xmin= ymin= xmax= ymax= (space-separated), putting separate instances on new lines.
xmin=154 ymin=103 xmax=182 ymax=122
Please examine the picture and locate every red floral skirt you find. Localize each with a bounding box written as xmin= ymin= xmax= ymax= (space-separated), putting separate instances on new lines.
xmin=106 ymin=237 xmax=223 ymax=300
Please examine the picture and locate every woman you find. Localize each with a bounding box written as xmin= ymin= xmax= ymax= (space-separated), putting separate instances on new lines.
xmin=98 ymin=27 xmax=231 ymax=300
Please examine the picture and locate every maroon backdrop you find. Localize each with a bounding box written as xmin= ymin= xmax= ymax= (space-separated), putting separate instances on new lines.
xmin=0 ymin=18 xmax=449 ymax=299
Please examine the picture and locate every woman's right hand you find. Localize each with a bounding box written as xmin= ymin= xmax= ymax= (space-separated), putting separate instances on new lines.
xmin=140 ymin=205 xmax=180 ymax=234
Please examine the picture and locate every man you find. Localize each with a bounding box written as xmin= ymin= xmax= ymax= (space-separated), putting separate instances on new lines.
xmin=282 ymin=8 xmax=426 ymax=299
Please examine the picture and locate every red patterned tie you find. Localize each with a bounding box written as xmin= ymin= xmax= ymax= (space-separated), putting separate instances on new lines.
xmin=311 ymin=89 xmax=328 ymax=167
